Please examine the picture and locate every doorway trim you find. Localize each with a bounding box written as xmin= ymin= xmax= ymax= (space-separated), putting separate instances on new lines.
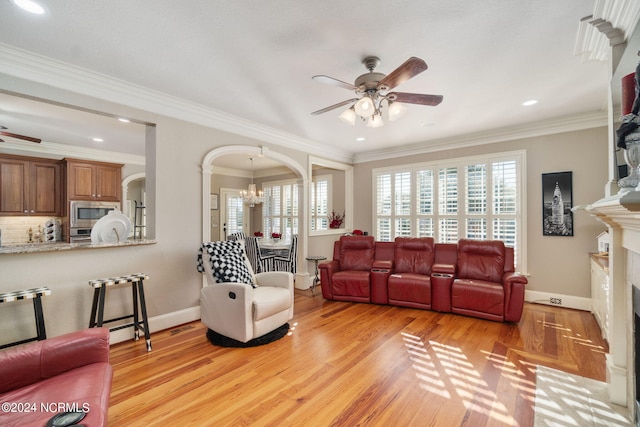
xmin=121 ymin=172 xmax=145 ymax=218
xmin=202 ymin=145 xmax=309 ymax=287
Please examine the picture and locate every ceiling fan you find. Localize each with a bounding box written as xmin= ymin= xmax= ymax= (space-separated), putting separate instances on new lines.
xmin=0 ymin=125 xmax=41 ymax=143
xmin=311 ymin=56 xmax=443 ymax=127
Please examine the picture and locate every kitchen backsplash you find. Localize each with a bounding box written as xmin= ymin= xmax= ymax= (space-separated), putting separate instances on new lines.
xmin=0 ymin=216 xmax=62 ymax=245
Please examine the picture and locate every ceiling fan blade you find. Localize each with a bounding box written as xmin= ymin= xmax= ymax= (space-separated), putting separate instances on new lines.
xmin=312 ymin=75 xmax=358 ymax=91
xmin=389 ymin=92 xmax=443 ymax=106
xmin=0 ymin=131 xmax=41 ymax=143
xmin=379 ymin=57 xmax=428 ymax=90
xmin=311 ymin=98 xmax=359 ymax=115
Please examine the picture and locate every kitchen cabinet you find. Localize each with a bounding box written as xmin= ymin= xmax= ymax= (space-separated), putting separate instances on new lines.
xmin=0 ymin=155 xmax=62 ymax=216
xmin=64 ymin=159 xmax=123 ymax=202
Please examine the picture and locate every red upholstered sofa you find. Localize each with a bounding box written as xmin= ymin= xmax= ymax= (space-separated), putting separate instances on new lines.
xmin=0 ymin=328 xmax=112 ymax=427
xmin=319 ymin=236 xmax=527 ymax=322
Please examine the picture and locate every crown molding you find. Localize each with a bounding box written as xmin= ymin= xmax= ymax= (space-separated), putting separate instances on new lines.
xmin=211 ymin=165 xmax=291 ymax=178
xmin=0 ymin=43 xmax=616 ymax=168
xmin=574 ymin=0 xmax=640 ymax=62
xmin=353 ymin=111 xmax=608 ymax=164
xmin=0 ymin=139 xmax=145 ymax=165
xmin=211 ymin=166 xmax=250 ymax=178
xmin=0 ymin=43 xmax=354 ymax=164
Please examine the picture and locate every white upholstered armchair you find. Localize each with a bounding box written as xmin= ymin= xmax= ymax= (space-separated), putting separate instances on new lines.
xmin=198 ymin=241 xmax=294 ymax=343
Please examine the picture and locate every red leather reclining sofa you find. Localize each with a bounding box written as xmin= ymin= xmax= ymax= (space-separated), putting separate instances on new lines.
xmin=319 ymin=236 xmax=527 ymax=322
xmin=0 ymin=328 xmax=113 ymax=427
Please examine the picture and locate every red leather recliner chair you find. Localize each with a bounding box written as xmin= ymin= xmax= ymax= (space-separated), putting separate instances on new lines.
xmin=387 ymin=237 xmax=435 ymax=309
xmin=451 ymin=239 xmax=527 ymax=322
xmin=320 ymin=235 xmax=375 ymax=303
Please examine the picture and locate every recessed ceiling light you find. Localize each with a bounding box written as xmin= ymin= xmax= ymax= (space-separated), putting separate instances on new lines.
xmin=356 ymin=137 xmax=365 ymax=142
xmin=92 ymin=137 xmax=104 ymax=142
xmin=421 ymin=122 xmax=436 ymax=128
xmin=118 ymin=118 xmax=130 ymax=123
xmin=12 ymin=0 xmax=46 ymax=14
xmin=522 ymin=100 xmax=538 ymax=106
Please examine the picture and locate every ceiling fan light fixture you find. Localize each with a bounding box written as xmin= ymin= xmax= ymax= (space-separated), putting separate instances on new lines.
xmin=354 ymin=96 xmax=374 ymax=117
xmin=338 ymin=107 xmax=356 ymax=126
xmin=311 ymin=56 xmax=442 ymax=129
xmin=388 ymin=101 xmax=407 ymax=122
xmin=367 ymin=114 xmax=384 ymax=128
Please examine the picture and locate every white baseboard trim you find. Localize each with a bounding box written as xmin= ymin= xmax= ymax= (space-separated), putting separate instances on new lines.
xmin=105 ymin=292 xmax=591 ymax=345
xmin=525 ymin=290 xmax=591 ymax=311
xmin=294 ymin=272 xmax=310 ymax=290
xmin=109 ymin=305 xmax=201 ymax=345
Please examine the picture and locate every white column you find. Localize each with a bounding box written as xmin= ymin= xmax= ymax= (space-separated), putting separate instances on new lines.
xmin=607 ymin=224 xmax=629 ymax=406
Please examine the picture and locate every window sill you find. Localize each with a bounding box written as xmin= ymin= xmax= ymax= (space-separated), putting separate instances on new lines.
xmin=309 ymin=229 xmax=350 ymax=237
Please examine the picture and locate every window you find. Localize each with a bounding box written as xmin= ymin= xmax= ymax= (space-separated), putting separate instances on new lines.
xmin=225 ymin=194 xmax=245 ymax=236
xmin=373 ymin=151 xmax=525 ymax=270
xmin=262 ymin=179 xmax=299 ymax=240
xmin=311 ymin=175 xmax=330 ymax=231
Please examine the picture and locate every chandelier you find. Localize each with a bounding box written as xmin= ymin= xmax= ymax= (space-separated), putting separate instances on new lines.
xmin=240 ymin=157 xmax=264 ymax=207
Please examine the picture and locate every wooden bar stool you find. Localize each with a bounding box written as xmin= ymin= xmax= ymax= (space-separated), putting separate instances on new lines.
xmin=88 ymin=273 xmax=151 ymax=351
xmin=0 ymin=287 xmax=50 ymax=349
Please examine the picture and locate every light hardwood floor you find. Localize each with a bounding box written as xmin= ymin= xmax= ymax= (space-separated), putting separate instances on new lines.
xmin=109 ymin=290 xmax=608 ymax=426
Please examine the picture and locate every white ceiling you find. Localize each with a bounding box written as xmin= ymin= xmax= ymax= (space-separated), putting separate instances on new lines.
xmin=0 ymin=0 xmax=627 ymax=167
xmin=0 ymin=91 xmax=147 ymax=155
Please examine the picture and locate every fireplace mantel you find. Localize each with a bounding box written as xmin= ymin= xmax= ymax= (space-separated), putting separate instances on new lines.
xmin=586 ymin=189 xmax=637 ymax=412
xmin=588 ymin=190 xmax=640 ymax=223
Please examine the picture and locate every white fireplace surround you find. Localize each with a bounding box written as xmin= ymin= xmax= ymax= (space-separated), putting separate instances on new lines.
xmin=577 ymin=1 xmax=640 ymax=422
xmin=586 ymin=190 xmax=640 ymax=420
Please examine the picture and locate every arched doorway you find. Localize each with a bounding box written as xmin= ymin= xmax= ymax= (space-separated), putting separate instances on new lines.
xmin=202 ymin=145 xmax=309 ymax=288
xmin=122 ymin=172 xmax=146 ymax=238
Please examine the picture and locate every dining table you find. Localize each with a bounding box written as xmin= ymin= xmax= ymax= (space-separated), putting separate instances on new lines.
xmin=258 ymin=238 xmax=291 ymax=257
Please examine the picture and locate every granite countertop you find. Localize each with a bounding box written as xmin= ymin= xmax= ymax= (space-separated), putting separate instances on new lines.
xmin=0 ymin=239 xmax=156 ymax=255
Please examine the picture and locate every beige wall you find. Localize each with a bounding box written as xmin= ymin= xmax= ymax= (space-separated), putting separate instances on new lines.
xmin=353 ymin=127 xmax=609 ymax=299
xmin=0 ymin=75 xmax=312 ymax=344
xmin=0 ymin=72 xmax=608 ymax=345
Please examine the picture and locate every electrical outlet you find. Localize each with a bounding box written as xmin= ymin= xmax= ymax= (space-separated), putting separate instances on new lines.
xmin=550 ymin=297 xmax=562 ymax=305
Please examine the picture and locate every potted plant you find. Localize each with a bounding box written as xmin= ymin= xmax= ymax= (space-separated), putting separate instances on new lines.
xmin=328 ymin=210 xmax=344 ymax=229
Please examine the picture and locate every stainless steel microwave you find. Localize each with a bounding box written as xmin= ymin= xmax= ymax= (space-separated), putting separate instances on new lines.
xmin=70 ymin=200 xmax=121 ymax=229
